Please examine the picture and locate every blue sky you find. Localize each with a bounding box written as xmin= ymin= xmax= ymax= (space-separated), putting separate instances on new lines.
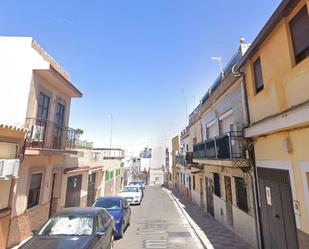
xmin=1 ymin=0 xmax=281 ymax=154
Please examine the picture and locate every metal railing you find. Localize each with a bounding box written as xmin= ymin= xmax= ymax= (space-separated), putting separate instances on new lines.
xmin=193 ymin=131 xmax=244 ymax=160
xmin=25 ymin=118 xmax=80 ymax=150
xmin=176 ymin=152 xmax=193 ymax=166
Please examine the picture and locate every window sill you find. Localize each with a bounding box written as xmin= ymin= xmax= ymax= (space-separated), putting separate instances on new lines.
xmin=26 ymin=204 xmax=40 ymax=213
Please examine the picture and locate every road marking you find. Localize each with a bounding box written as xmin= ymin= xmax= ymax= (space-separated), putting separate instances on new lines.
xmin=144 ymin=239 xmax=168 ymax=249
xmin=137 ymin=219 xmax=168 ymax=235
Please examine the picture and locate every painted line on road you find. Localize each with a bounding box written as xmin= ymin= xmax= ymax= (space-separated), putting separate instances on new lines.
xmin=162 ymin=187 xmax=214 ymax=249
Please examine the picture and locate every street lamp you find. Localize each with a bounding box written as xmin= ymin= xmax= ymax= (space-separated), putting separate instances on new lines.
xmin=108 ymin=115 xmax=113 ymax=148
xmin=211 ymin=56 xmax=224 ymax=79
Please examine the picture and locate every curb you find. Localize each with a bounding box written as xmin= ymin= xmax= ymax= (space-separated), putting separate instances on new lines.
xmin=163 ymin=187 xmax=214 ymax=249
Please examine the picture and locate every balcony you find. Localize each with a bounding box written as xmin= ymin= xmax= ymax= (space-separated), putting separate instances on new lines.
xmin=176 ymin=152 xmax=193 ymax=166
xmin=25 ymin=118 xmax=80 ymax=150
xmin=193 ymin=131 xmax=245 ymax=160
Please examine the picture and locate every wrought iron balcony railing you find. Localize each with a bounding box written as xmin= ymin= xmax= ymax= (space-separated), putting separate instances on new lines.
xmin=176 ymin=152 xmax=193 ymax=166
xmin=193 ymin=131 xmax=245 ymax=160
xmin=25 ymin=118 xmax=80 ymax=150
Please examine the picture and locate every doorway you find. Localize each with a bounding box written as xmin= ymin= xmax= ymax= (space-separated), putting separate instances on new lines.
xmin=205 ymin=177 xmax=214 ymax=216
xmin=257 ymin=168 xmax=298 ymax=249
xmin=65 ymin=174 xmax=82 ymax=207
xmin=224 ymin=176 xmax=233 ymax=227
xmin=87 ymin=173 xmax=96 ymax=206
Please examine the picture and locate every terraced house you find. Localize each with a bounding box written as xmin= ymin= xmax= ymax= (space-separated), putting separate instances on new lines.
xmin=237 ymin=0 xmax=309 ymax=248
xmin=176 ymin=40 xmax=260 ymax=248
xmin=0 ymin=36 xmax=83 ymax=247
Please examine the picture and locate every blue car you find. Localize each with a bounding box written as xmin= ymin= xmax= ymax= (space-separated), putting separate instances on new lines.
xmin=93 ymin=196 xmax=131 ymax=239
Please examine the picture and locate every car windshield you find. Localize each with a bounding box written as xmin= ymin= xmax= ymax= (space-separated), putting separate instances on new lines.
xmin=38 ymin=215 xmax=94 ymax=236
xmin=122 ymin=187 xmax=139 ymax=192
xmin=93 ymin=199 xmax=122 ymax=210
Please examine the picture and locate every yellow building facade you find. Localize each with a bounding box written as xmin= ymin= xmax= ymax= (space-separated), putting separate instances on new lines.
xmin=239 ymin=0 xmax=309 ymax=248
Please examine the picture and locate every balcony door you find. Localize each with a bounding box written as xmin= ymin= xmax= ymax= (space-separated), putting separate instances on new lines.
xmin=35 ymin=92 xmax=50 ymax=147
xmin=53 ymin=103 xmax=65 ymax=149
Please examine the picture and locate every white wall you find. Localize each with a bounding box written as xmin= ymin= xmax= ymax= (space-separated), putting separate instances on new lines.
xmin=0 ymin=36 xmax=50 ymax=127
xmin=233 ymin=206 xmax=257 ymax=248
xmin=141 ymin=158 xmax=151 ymax=172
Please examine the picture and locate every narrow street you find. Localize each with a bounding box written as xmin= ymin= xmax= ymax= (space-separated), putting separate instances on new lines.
xmin=114 ymin=185 xmax=204 ymax=249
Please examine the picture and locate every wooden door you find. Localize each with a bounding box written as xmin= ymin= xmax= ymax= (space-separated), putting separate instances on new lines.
xmin=205 ymin=177 xmax=214 ymax=216
xmin=224 ymin=176 xmax=233 ymax=226
xmin=65 ymin=174 xmax=82 ymax=207
xmin=87 ymin=173 xmax=96 ymax=206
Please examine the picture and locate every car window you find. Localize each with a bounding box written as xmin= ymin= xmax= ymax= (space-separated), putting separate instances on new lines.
xmin=39 ymin=216 xmax=93 ymax=236
xmin=93 ymin=199 xmax=122 ymax=210
xmin=101 ymin=210 xmax=111 ymax=223
xmin=97 ymin=213 xmax=105 ymax=232
xmin=122 ymin=186 xmax=139 ymax=192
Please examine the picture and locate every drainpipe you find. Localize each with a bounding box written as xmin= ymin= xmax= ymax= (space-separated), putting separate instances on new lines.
xmin=239 ymin=70 xmax=263 ymax=249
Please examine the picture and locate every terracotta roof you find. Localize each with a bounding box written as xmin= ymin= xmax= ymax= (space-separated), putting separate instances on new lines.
xmin=0 ymin=124 xmax=27 ymax=133
xmin=64 ymin=165 xmax=104 ymax=174
xmin=64 ymin=166 xmax=90 ymax=174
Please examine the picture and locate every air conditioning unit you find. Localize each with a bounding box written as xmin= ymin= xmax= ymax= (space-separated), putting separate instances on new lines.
xmin=0 ymin=159 xmax=20 ymax=178
xmin=28 ymin=125 xmax=45 ymax=141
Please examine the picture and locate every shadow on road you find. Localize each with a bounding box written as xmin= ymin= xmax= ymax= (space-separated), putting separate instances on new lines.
xmin=169 ymin=188 xmax=254 ymax=249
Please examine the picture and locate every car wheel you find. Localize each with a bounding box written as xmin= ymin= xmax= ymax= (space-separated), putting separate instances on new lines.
xmin=127 ymin=217 xmax=131 ymax=227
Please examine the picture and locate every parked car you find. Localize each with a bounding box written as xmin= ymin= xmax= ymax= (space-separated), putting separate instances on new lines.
xmin=19 ymin=207 xmax=115 ymax=249
xmin=119 ymin=185 xmax=143 ymax=205
xmin=93 ymin=196 xmax=131 ymax=238
xmin=128 ymin=180 xmax=145 ymax=189
xmin=128 ymin=182 xmax=144 ymax=199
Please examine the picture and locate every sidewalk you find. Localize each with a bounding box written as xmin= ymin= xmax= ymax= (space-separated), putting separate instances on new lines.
xmin=169 ymin=188 xmax=255 ymax=249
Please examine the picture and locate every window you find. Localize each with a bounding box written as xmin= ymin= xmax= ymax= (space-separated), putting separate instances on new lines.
xmin=206 ymin=121 xmax=217 ymax=139
xmin=55 ymin=103 xmax=65 ymax=125
xmin=105 ymin=171 xmax=110 ymax=181
xmin=37 ymin=92 xmax=50 ymax=120
xmin=253 ymin=58 xmax=264 ymax=94
xmin=27 ymin=173 xmax=43 ymax=209
xmin=192 ymin=175 xmax=196 ymax=190
xmin=0 ymin=179 xmax=11 ymax=210
xmin=219 ymin=111 xmax=234 ymax=135
xmin=290 ymin=6 xmax=309 ymax=64
xmin=213 ymin=173 xmax=221 ymax=197
xmin=235 ymin=177 xmax=248 ymax=212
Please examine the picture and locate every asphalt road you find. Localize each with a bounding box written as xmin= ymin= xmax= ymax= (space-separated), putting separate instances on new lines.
xmin=113 ymin=185 xmax=204 ymax=249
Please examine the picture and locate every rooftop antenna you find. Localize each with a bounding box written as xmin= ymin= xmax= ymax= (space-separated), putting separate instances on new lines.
xmin=211 ymin=56 xmax=224 ymax=79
